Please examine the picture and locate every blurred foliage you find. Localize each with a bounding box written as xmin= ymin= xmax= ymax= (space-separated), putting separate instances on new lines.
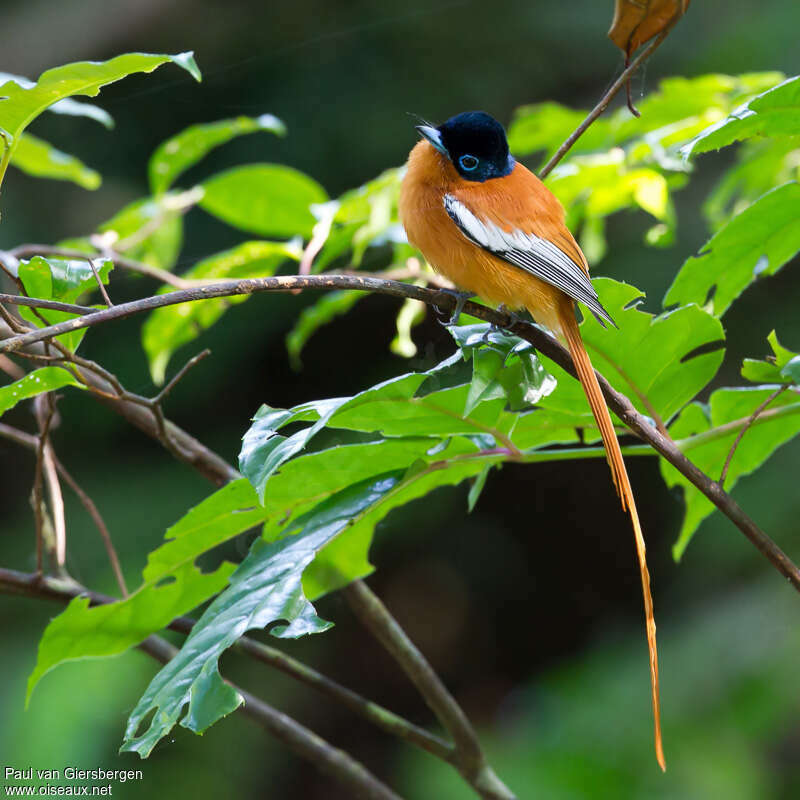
xmin=1 ymin=8 xmax=800 ymax=797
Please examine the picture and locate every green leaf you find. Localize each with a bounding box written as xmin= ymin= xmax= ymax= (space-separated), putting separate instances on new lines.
xmin=0 ymin=71 xmax=114 ymax=128
xmin=0 ymin=53 xmax=199 ymax=157
xmin=121 ymin=472 xmax=403 ymax=758
xmin=142 ymin=240 xmax=299 ymax=383
xmin=703 ymin=138 xmax=800 ymax=230
xmin=285 ymin=290 xmax=366 ymax=370
xmin=681 ymin=76 xmax=800 ymax=158
xmin=26 ymin=479 xmax=263 ymax=703
xmin=199 ymin=164 xmax=327 ymax=238
xmin=0 ymin=367 xmax=83 ymax=416
xmin=664 ymin=182 xmax=800 ymax=317
xmin=537 ymin=279 xmax=725 ymax=426
xmin=390 ymin=296 xmax=426 ymax=358
xmin=11 ymin=133 xmax=101 ymax=189
xmin=663 ymin=387 xmax=800 ymax=559
xmin=99 ymin=193 xmax=186 ymax=269
xmin=16 ymin=255 xmax=112 ymax=351
xmin=741 ymin=331 xmax=799 ymax=384
xmin=149 ymin=114 xmax=286 ymax=195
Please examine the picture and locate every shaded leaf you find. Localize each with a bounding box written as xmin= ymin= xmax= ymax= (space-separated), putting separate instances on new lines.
xmin=0 ymin=367 xmax=83 ymax=416
xmin=142 ymin=240 xmax=299 ymax=384
xmin=121 ymin=473 xmax=405 ymax=757
xmin=199 ymin=164 xmax=327 ymax=239
xmin=682 ymin=76 xmax=800 ymax=158
xmin=663 ymin=387 xmax=800 ymax=558
xmin=26 ymin=479 xmax=263 ymax=702
xmin=99 ymin=193 xmax=186 ymax=269
xmin=149 ymin=114 xmax=286 ymax=195
xmin=664 ymin=183 xmax=800 ymax=316
xmin=11 ymin=133 xmax=101 ymax=189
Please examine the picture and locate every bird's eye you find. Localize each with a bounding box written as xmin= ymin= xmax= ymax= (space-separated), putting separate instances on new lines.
xmin=459 ymin=154 xmax=479 ymax=171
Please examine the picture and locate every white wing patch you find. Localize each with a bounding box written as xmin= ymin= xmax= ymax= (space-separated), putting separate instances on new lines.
xmin=443 ymin=194 xmax=615 ymax=327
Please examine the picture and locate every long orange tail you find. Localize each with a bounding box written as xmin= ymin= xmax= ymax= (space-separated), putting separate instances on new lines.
xmin=559 ymin=304 xmax=665 ymax=772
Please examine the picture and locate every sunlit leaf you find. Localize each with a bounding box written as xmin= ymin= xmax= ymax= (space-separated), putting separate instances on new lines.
xmin=199 ymin=164 xmax=327 ymax=238
xmin=0 ymin=367 xmax=83 ymax=416
xmin=0 ymin=53 xmax=199 ymax=156
xmin=16 ymin=255 xmax=112 ymax=351
xmin=741 ymin=331 xmax=799 ymax=384
xmin=11 ymin=133 xmax=101 ymax=189
xmin=0 ymin=71 xmax=114 ymax=128
xmin=142 ymin=240 xmax=299 ymax=384
xmin=682 ymin=76 xmax=800 ymax=158
xmin=665 ymin=182 xmax=800 ymax=316
xmin=149 ymin=114 xmax=286 ymax=195
xmin=390 ymin=296 xmax=426 ymax=358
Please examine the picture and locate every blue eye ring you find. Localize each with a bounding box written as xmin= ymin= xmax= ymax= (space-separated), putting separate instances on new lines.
xmin=458 ymin=154 xmax=479 ymax=171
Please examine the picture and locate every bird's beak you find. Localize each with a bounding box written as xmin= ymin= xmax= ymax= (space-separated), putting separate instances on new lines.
xmin=415 ymin=124 xmax=447 ymax=155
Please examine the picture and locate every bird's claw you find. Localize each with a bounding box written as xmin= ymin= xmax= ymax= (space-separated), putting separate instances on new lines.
xmin=434 ymin=289 xmax=474 ymax=326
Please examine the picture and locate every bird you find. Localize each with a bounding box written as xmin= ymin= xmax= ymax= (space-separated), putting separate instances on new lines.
xmin=399 ymin=110 xmax=664 ymax=771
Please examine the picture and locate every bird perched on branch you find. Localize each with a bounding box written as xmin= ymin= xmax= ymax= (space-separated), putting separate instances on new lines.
xmin=399 ymin=110 xmax=664 ymax=771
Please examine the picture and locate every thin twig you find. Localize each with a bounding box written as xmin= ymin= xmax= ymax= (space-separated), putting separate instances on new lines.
xmin=1 ymin=273 xmax=797 ymax=590
xmin=152 ymin=348 xmax=211 ymax=405
xmin=719 ymin=385 xmax=789 ymax=488
xmin=88 ymin=259 xmax=113 ymax=307
xmin=344 ymin=580 xmax=516 ymax=800
xmin=0 ymin=293 xmax=100 ymax=316
xmin=538 ymin=24 xmax=676 ymax=179
xmin=0 ymin=568 xmax=400 ymax=800
xmin=0 ymin=353 xmax=25 ymax=379
xmin=31 ymin=395 xmax=57 ymax=573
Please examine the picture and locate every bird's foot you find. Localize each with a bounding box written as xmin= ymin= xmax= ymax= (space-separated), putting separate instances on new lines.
xmin=433 ymin=289 xmax=474 ymax=326
xmin=494 ymin=304 xmax=525 ymax=331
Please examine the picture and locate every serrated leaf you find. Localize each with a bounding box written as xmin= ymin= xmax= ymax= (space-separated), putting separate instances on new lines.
xmin=538 ymin=278 xmax=724 ymax=426
xmin=703 ymin=138 xmax=800 ymax=230
xmin=11 ymin=133 xmax=101 ymax=189
xmin=682 ymin=76 xmax=800 ymax=158
xmin=199 ymin=164 xmax=327 ymax=239
xmin=0 ymin=367 xmax=83 ymax=416
xmin=0 ymin=53 xmax=199 ymax=159
xmin=741 ymin=331 xmax=799 ymax=384
xmin=142 ymin=240 xmax=299 ymax=383
xmin=285 ymin=290 xmax=366 ymax=370
xmin=665 ymin=183 xmax=800 ymax=316
xmin=664 ymin=387 xmax=800 ymax=558
xmin=121 ymin=472 xmax=406 ymax=757
xmin=99 ymin=193 xmax=185 ymax=269
xmin=149 ymin=114 xmax=286 ymax=195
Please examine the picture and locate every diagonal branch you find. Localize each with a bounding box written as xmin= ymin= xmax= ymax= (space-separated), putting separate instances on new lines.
xmin=345 ymin=579 xmax=515 ymax=800
xmin=0 ymin=272 xmax=796 ymax=591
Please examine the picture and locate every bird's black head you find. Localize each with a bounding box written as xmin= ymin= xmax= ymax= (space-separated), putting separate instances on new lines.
xmin=415 ymin=111 xmax=514 ymax=182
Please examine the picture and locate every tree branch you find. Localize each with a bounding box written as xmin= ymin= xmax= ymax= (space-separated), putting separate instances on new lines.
xmin=0 ymin=273 xmax=796 ymax=591
xmin=344 ymin=580 xmax=516 ymax=800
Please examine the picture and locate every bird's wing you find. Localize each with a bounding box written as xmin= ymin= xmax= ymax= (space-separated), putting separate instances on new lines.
xmin=443 ymin=193 xmax=615 ymax=327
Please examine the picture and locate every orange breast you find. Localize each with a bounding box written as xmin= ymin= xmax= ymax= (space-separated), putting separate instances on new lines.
xmin=398 ymin=140 xmax=583 ymax=335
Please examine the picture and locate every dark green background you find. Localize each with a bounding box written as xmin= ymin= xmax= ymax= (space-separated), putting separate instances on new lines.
xmin=1 ymin=1 xmax=799 ymax=797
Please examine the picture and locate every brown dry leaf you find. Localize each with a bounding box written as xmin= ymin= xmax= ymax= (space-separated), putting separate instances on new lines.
xmin=608 ymin=0 xmax=690 ymax=58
